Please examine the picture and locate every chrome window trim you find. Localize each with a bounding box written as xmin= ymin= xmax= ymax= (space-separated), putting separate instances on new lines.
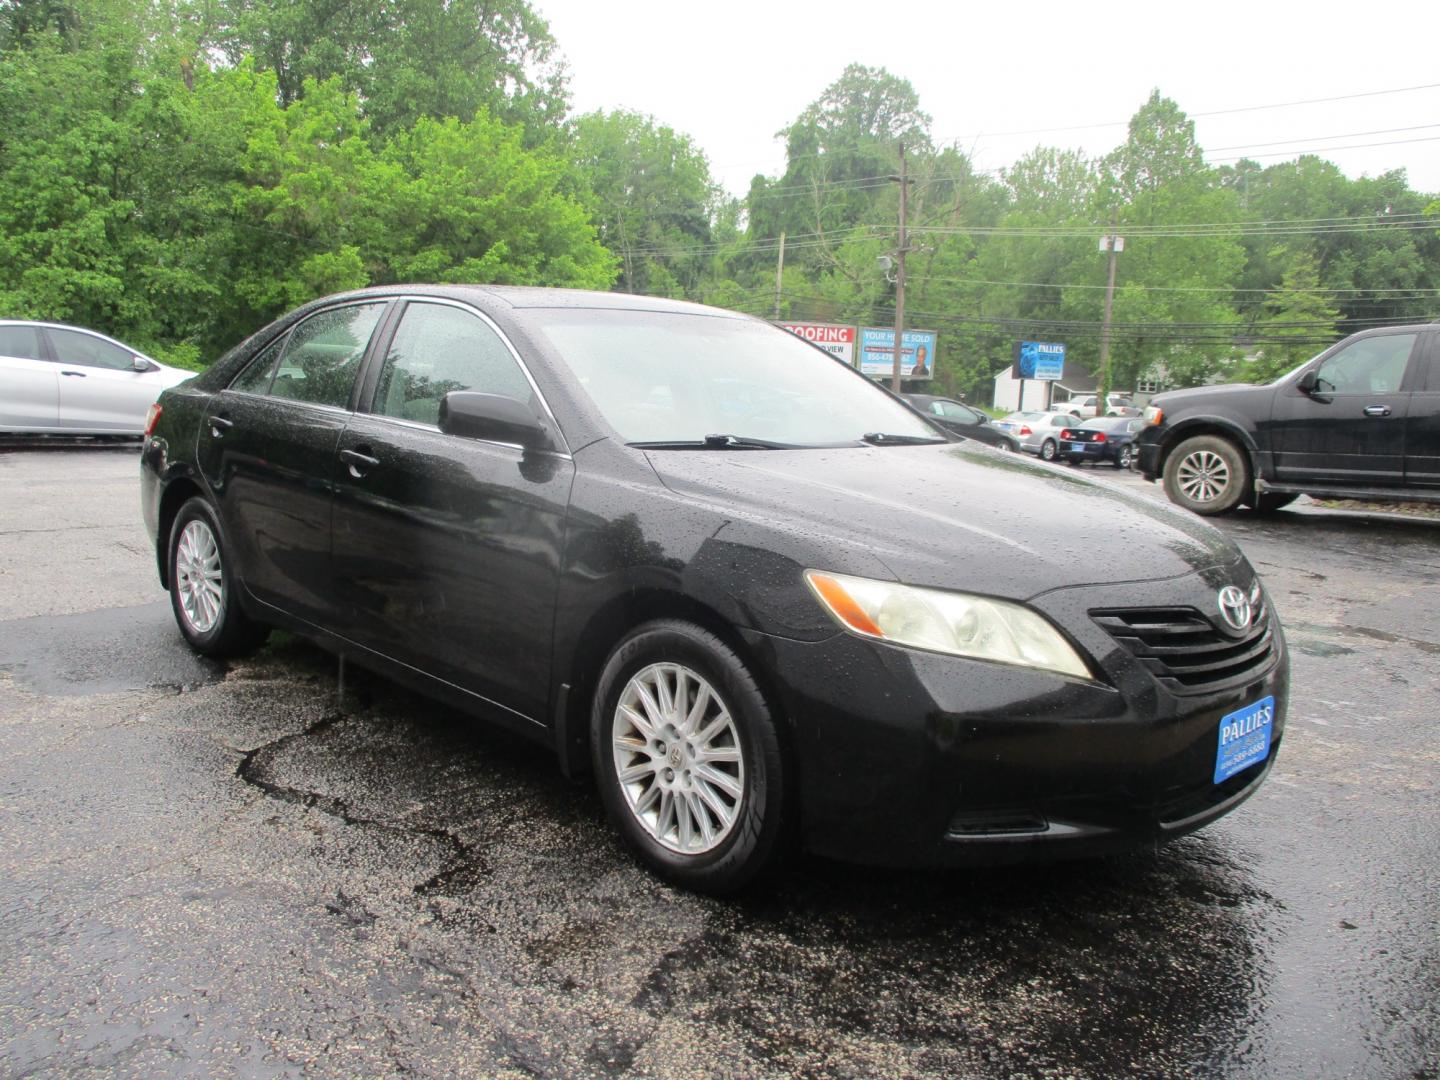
xmin=372 ymin=296 xmax=573 ymax=457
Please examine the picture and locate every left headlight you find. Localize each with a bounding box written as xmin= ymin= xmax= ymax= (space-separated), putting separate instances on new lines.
xmin=804 ymin=570 xmax=1095 ymax=681
xmin=1143 ymin=405 xmax=1164 ymax=427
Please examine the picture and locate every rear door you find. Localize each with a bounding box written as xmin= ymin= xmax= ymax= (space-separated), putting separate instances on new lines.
xmin=197 ymin=300 xmax=390 ymax=627
xmin=1269 ymin=330 xmax=1420 ymax=486
xmin=1405 ymin=330 xmax=1440 ymax=487
xmin=0 ymin=324 xmax=58 ymax=431
xmin=330 ymin=299 xmax=574 ymax=723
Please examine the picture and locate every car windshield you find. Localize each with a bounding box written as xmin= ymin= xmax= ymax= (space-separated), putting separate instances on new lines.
xmin=528 ymin=309 xmax=942 ymax=447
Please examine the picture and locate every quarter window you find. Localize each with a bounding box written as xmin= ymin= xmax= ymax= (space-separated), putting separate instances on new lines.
xmin=48 ymin=329 xmax=135 ymax=370
xmin=372 ymin=303 xmax=532 ymax=426
xmin=230 ymin=336 xmax=286 ymax=394
xmin=268 ymin=303 xmax=386 ymax=409
xmin=0 ymin=325 xmax=43 ymax=361
xmin=1313 ymin=334 xmax=1416 ymax=395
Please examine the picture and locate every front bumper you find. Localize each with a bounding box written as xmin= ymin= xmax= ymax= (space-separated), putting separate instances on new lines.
xmin=741 ymin=567 xmax=1289 ymax=868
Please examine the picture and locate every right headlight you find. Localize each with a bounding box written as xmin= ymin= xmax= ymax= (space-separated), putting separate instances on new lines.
xmin=805 ymin=570 xmax=1095 ymax=681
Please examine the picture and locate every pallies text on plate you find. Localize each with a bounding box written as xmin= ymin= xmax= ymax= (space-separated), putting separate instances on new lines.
xmin=1221 ymin=701 xmax=1274 ymax=746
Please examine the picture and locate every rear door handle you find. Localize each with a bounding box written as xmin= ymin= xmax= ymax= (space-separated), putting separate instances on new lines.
xmin=209 ymin=415 xmax=234 ymax=438
xmin=1362 ymin=405 xmax=1391 ymax=418
xmin=340 ymin=448 xmax=380 ymax=477
xmin=61 ymin=370 xmax=87 ymax=378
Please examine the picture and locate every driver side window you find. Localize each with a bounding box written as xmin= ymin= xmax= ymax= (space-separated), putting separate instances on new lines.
xmin=1314 ymin=334 xmax=1417 ymax=394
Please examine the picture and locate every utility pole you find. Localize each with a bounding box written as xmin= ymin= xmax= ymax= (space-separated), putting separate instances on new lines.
xmin=1097 ymin=222 xmax=1123 ymax=414
xmin=773 ymin=231 xmax=785 ymax=320
xmin=889 ymin=145 xmax=912 ymax=392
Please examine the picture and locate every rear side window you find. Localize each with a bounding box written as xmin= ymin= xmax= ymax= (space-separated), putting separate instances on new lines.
xmin=371 ymin=303 xmax=532 ymax=426
xmin=268 ymin=303 xmax=386 ymax=409
xmin=48 ymin=329 xmax=134 ymax=370
xmin=0 ymin=325 xmax=44 ymax=360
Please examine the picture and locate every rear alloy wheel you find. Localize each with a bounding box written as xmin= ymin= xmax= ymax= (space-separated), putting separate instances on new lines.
xmin=168 ymin=498 xmax=269 ymax=657
xmin=1162 ymin=435 xmax=1249 ymax=516
xmin=1040 ymin=439 xmax=1058 ymax=461
xmin=592 ymin=620 xmax=787 ymax=894
xmin=1117 ymin=445 xmax=1135 ymax=470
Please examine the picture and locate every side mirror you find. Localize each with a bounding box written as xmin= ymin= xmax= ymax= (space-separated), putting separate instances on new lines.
xmin=132 ymin=356 xmax=157 ymax=373
xmin=438 ymin=391 xmax=555 ymax=452
xmin=1296 ymin=369 xmax=1318 ymax=394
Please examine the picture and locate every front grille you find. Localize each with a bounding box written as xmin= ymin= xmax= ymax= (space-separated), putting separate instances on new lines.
xmin=1091 ymin=599 xmax=1275 ymax=695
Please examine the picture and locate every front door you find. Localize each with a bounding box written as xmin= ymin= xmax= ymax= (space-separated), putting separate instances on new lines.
xmin=1269 ymin=331 xmax=1420 ymax=487
xmin=196 ymin=301 xmax=390 ymax=627
xmin=330 ymin=300 xmax=574 ymax=724
xmin=45 ymin=327 xmax=164 ymax=433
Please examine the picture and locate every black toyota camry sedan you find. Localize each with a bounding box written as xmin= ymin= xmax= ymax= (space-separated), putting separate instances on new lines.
xmin=140 ymin=286 xmax=1288 ymax=893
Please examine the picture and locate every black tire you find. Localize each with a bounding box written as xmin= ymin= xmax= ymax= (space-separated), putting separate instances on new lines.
xmin=1249 ymin=491 xmax=1300 ymax=513
xmin=995 ymin=438 xmax=1014 ymax=453
xmin=1117 ymin=445 xmax=1135 ymax=470
xmin=1039 ymin=438 xmax=1058 ymax=461
xmin=591 ymin=620 xmax=789 ymax=894
xmin=167 ymin=497 xmax=269 ymax=657
xmin=1162 ymin=435 xmax=1250 ymax=516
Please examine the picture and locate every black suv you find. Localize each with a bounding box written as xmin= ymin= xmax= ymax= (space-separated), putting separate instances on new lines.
xmin=1137 ymin=324 xmax=1440 ymax=515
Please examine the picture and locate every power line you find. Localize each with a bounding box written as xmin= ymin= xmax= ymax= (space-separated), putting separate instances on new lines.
xmin=940 ymin=82 xmax=1440 ymax=142
xmin=1205 ymin=124 xmax=1440 ymax=153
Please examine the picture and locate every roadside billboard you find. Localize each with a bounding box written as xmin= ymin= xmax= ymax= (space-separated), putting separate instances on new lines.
xmin=858 ymin=327 xmax=938 ymax=379
xmin=779 ymin=322 xmax=856 ymax=366
xmin=1017 ymin=341 xmax=1065 ymax=380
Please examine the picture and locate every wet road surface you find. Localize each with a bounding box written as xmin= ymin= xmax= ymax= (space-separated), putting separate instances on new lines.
xmin=1 ymin=448 xmax=1437 ymax=1077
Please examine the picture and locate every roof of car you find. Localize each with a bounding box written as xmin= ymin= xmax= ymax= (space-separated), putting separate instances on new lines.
xmin=320 ymin=284 xmax=743 ymax=318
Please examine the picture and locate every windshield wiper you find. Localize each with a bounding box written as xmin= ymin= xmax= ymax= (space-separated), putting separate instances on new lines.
xmin=860 ymin=432 xmax=947 ymax=446
xmin=627 ymin=434 xmax=796 ymax=450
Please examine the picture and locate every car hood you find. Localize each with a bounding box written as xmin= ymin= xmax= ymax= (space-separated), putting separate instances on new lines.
xmin=646 ymin=442 xmax=1240 ymax=599
xmin=1152 ymin=382 xmax=1271 ymax=410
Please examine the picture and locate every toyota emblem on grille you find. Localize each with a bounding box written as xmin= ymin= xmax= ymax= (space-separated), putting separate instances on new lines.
xmin=1218 ymin=586 xmax=1252 ymax=632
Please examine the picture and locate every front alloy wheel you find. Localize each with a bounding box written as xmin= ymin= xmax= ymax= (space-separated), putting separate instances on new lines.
xmin=1162 ymin=434 xmax=1249 ymax=515
xmin=1117 ymin=445 xmax=1134 ymax=469
xmin=592 ymin=620 xmax=788 ymax=893
xmin=612 ymin=663 xmax=744 ymax=855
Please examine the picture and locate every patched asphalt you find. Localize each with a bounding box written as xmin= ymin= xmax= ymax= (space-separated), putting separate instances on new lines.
xmin=1 ymin=448 xmax=1436 ymax=1078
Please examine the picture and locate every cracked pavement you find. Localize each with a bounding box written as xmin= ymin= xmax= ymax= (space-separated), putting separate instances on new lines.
xmin=1 ymin=447 xmax=1437 ymax=1078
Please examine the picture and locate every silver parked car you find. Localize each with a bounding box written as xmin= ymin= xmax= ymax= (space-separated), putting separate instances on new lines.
xmin=0 ymin=321 xmax=194 ymax=435
xmin=994 ymin=410 xmax=1080 ymax=460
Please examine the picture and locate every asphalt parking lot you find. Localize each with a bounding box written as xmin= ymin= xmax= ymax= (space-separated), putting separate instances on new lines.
xmin=2 ymin=445 xmax=1437 ymax=1078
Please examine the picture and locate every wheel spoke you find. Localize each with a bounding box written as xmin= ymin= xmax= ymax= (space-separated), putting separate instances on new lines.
xmin=682 ymin=684 xmax=711 ymax=735
xmin=618 ymin=702 xmax=656 ymax=740
xmin=694 ymin=762 xmax=742 ymax=799
xmin=618 ymin=761 xmax=654 ymax=784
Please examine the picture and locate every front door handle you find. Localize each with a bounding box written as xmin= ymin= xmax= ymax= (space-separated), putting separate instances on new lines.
xmin=340 ymin=448 xmax=380 ymax=477
xmin=1362 ymin=405 xmax=1391 ymax=418
xmin=61 ymin=370 xmax=87 ymax=378
xmin=209 ymin=415 xmax=234 ymax=438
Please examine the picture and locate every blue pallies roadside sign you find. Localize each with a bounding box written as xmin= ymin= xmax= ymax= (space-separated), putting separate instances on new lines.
xmin=1017 ymin=341 xmax=1065 ymax=380
xmin=858 ymin=327 xmax=938 ymax=378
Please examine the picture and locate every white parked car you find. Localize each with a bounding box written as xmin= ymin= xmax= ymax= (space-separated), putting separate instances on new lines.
xmin=1064 ymin=392 xmax=1139 ymax=419
xmin=0 ymin=321 xmax=194 ymax=435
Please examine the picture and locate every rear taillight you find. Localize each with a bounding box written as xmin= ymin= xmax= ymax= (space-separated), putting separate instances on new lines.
xmin=1094 ymin=432 xmax=1107 ymax=443
xmin=1061 ymin=429 xmax=1075 ymax=439
xmin=143 ymin=403 xmax=162 ymax=437
xmin=1018 ymin=425 xmax=1032 ymax=436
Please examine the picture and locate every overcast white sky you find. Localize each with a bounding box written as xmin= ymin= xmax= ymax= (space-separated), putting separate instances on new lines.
xmin=535 ymin=0 xmax=1440 ymax=200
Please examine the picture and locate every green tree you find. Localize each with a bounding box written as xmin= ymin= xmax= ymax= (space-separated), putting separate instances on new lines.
xmin=1237 ymin=248 xmax=1342 ymax=382
xmin=571 ymin=110 xmax=718 ymax=297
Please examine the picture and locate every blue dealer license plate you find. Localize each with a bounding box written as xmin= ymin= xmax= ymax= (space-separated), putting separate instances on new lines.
xmin=1071 ymin=442 xmax=1087 ymax=452
xmin=1214 ymin=695 xmax=1275 ymax=783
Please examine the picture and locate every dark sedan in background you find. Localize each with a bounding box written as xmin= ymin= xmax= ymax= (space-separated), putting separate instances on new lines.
xmin=140 ymin=286 xmax=1287 ymax=893
xmin=902 ymin=393 xmax=1021 ymax=452
xmin=1061 ymin=416 xmax=1144 ymax=469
